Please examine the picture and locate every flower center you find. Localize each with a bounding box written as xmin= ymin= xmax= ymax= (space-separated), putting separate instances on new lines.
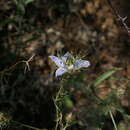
xmin=66 ymin=58 xmax=74 ymax=66
xmin=68 ymin=64 xmax=74 ymax=70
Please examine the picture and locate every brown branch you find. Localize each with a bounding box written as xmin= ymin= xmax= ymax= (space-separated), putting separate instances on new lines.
xmin=106 ymin=0 xmax=130 ymax=36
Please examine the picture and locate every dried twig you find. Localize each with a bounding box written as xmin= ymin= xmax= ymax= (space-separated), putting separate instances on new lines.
xmin=106 ymin=0 xmax=130 ymax=36
xmin=0 ymin=54 xmax=35 ymax=78
xmin=24 ymin=54 xmax=35 ymax=73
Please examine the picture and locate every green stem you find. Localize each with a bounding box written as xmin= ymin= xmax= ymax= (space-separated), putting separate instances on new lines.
xmin=11 ymin=120 xmax=43 ymax=130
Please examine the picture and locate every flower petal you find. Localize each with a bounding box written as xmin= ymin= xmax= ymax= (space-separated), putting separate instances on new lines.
xmin=49 ymin=56 xmax=65 ymax=67
xmin=74 ymin=60 xmax=90 ymax=69
xmin=61 ymin=52 xmax=73 ymax=62
xmin=55 ymin=68 xmax=67 ymax=77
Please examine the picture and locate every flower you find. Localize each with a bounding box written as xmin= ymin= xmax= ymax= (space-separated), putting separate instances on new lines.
xmin=49 ymin=52 xmax=90 ymax=77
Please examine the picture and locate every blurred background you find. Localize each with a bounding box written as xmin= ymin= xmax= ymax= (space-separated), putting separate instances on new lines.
xmin=0 ymin=0 xmax=130 ymax=130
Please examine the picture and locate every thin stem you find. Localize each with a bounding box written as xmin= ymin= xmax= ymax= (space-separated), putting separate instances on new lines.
xmin=54 ymin=84 xmax=63 ymax=130
xmin=109 ymin=110 xmax=118 ymax=130
xmin=106 ymin=0 xmax=130 ymax=36
xmin=11 ymin=120 xmax=43 ymax=130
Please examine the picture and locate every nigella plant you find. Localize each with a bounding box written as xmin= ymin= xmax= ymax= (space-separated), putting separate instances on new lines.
xmin=49 ymin=52 xmax=90 ymax=77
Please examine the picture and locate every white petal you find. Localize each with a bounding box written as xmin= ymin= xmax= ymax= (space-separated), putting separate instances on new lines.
xmin=55 ymin=68 xmax=67 ymax=77
xmin=74 ymin=60 xmax=90 ymax=69
xmin=61 ymin=52 xmax=73 ymax=62
xmin=49 ymin=56 xmax=65 ymax=67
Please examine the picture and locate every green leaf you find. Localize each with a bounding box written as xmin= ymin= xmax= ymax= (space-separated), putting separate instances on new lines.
xmin=116 ymin=107 xmax=130 ymax=121
xmin=92 ymin=68 xmax=122 ymax=87
xmin=128 ymin=84 xmax=130 ymax=88
xmin=64 ymin=96 xmax=74 ymax=109
xmin=25 ymin=0 xmax=34 ymax=5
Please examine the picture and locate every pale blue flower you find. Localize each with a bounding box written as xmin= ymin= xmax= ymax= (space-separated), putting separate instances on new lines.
xmin=49 ymin=52 xmax=90 ymax=77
